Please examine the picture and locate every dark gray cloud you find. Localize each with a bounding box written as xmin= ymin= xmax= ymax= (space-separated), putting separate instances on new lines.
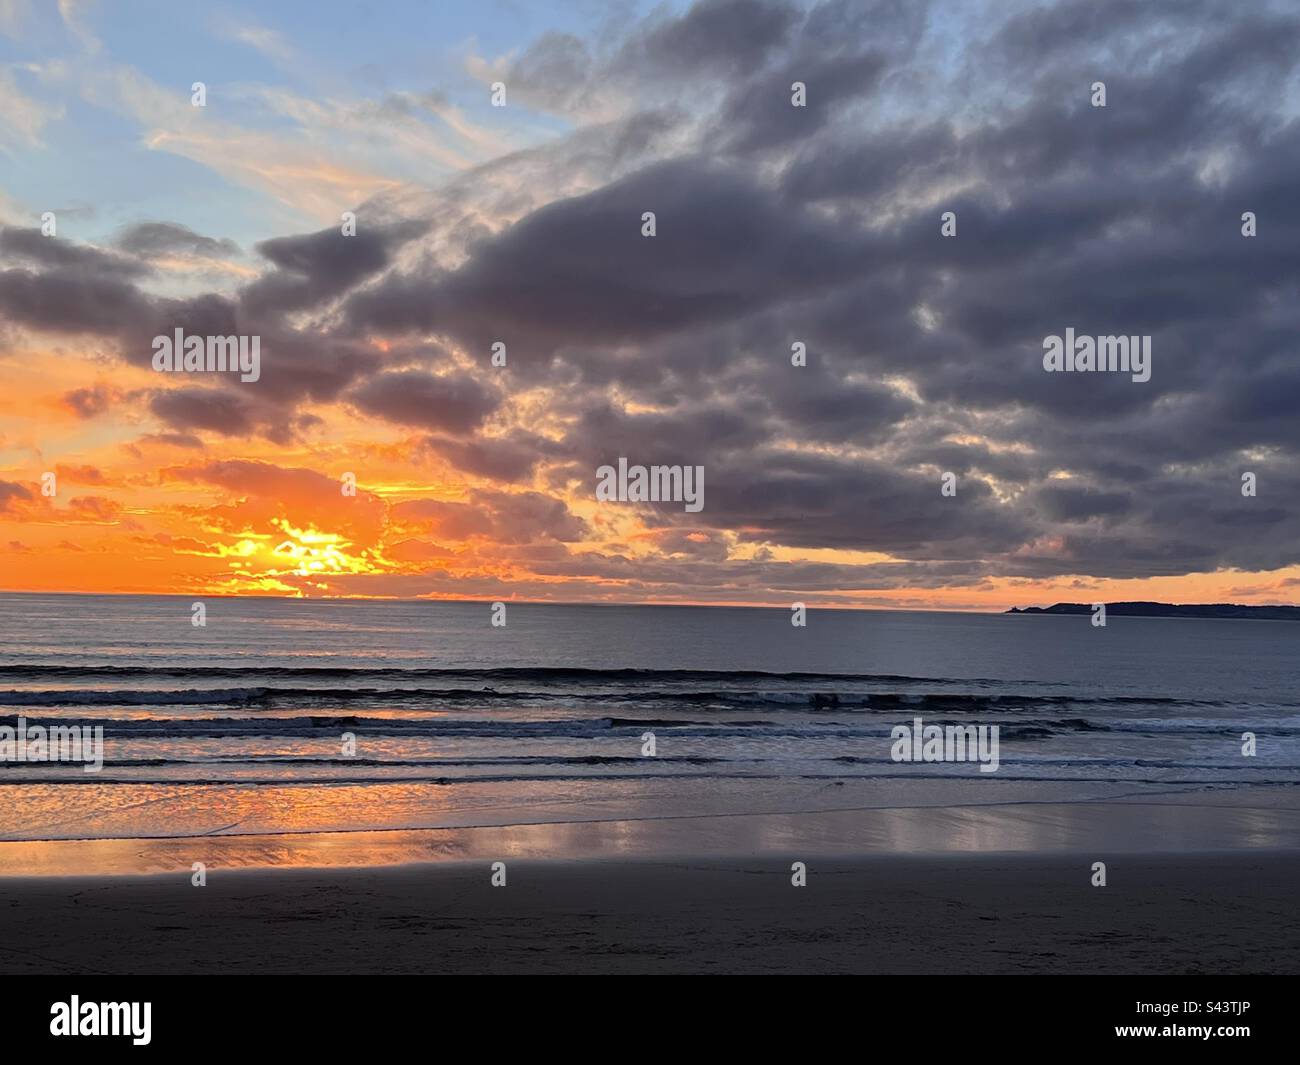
xmin=627 ymin=0 xmax=798 ymax=79
xmin=113 ymin=222 xmax=241 ymax=260
xmin=348 ymin=370 xmax=501 ymax=433
xmin=0 ymin=236 xmax=153 ymax=334
xmin=149 ymin=388 xmax=258 ymax=437
xmin=422 ymin=430 xmax=563 ymax=484
xmin=713 ymin=51 xmax=887 ymax=153
xmin=242 ymin=220 xmax=427 ymax=318
xmin=0 ymin=226 xmax=150 ymax=279
xmin=344 ymin=155 xmax=867 ymax=354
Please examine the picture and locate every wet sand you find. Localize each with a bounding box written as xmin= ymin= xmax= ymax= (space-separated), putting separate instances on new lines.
xmin=3 ymin=791 xmax=1300 ymax=875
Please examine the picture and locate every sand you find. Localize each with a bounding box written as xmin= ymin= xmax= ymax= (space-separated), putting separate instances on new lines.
xmin=1 ymin=799 xmax=1298 ymax=974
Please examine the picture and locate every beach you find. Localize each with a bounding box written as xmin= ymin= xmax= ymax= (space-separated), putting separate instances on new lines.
xmin=2 ymin=798 xmax=1298 ymax=974
xmin=3 ymin=850 xmax=1296 ymax=975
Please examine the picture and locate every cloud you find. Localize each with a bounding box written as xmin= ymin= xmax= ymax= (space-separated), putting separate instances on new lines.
xmin=422 ymin=431 xmax=560 ymax=484
xmin=393 ymin=489 xmax=586 ymax=544
xmin=161 ymin=459 xmax=387 ymax=547
xmin=0 ymin=66 xmax=63 ymax=149
xmin=54 ymin=463 xmax=110 ymax=485
xmin=0 ymin=225 xmax=148 ymax=278
xmin=149 ymin=388 xmax=258 ymax=437
xmin=348 ymin=370 xmax=501 ymax=433
xmin=113 ymin=222 xmax=241 ymax=260
xmin=223 ymin=21 xmax=296 ymax=64
xmin=66 ymin=494 xmax=121 ymax=522
xmin=6 ymin=0 xmax=1300 ymax=601
xmin=60 ymin=383 xmax=120 ymax=419
xmin=0 ymin=480 xmax=33 ymax=514
xmin=242 ymin=220 xmax=425 ymax=318
xmin=343 ymin=155 xmax=866 ymax=356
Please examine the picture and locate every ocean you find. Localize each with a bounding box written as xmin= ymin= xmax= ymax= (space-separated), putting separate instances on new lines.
xmin=0 ymin=594 xmax=1296 ymax=845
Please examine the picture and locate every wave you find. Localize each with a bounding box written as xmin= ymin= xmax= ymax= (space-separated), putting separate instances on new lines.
xmin=0 ymin=714 xmax=867 ymax=739
xmin=1 ymin=771 xmax=1295 ymax=789
xmin=0 ymin=685 xmax=1231 ymax=710
xmin=0 ymin=753 xmax=732 ymax=768
xmin=0 ymin=664 xmax=958 ymax=683
xmin=7 ymin=752 xmax=1294 ymax=770
xmin=0 ymin=713 xmax=1282 ymax=739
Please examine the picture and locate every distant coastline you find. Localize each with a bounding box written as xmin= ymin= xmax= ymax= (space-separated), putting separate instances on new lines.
xmin=1007 ymin=601 xmax=1300 ymax=621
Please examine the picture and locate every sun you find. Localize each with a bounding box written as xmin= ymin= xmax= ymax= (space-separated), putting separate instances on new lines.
xmin=268 ymin=519 xmax=377 ymax=577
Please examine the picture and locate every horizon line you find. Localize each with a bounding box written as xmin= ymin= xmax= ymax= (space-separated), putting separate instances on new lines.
xmin=0 ymin=590 xmax=1295 ymax=613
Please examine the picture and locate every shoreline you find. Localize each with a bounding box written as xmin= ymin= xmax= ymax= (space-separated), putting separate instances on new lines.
xmin=2 ymin=793 xmax=1299 ymax=877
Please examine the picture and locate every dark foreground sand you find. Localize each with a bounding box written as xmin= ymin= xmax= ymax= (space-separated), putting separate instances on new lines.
xmin=1 ymin=849 xmax=1297 ymax=974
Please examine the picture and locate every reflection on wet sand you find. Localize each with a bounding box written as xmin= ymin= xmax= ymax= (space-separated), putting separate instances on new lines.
xmin=2 ymin=799 xmax=1299 ymax=877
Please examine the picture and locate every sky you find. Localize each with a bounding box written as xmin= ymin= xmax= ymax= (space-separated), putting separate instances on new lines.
xmin=1 ymin=0 xmax=1299 ymax=609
